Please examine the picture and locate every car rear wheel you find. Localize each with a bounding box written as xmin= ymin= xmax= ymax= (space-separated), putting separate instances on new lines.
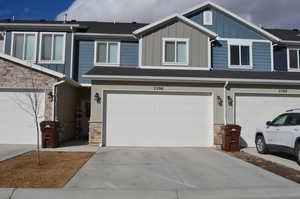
xmin=296 ymin=144 xmax=300 ymax=166
xmin=256 ymin=135 xmax=268 ymax=154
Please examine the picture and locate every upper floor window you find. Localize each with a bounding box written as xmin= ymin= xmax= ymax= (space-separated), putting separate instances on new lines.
xmin=95 ymin=41 xmax=120 ymax=66
xmin=228 ymin=40 xmax=252 ymax=69
xmin=288 ymin=49 xmax=300 ymax=70
xmin=39 ymin=32 xmax=65 ymax=64
xmin=163 ymin=38 xmax=189 ymax=66
xmin=203 ymin=10 xmax=213 ymax=25
xmin=11 ymin=32 xmax=37 ymax=61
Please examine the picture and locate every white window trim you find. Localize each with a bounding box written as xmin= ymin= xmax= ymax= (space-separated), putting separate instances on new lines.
xmin=94 ymin=41 xmax=120 ymax=67
xmin=38 ymin=32 xmax=66 ymax=64
xmin=228 ymin=40 xmax=253 ymax=69
xmin=10 ymin=32 xmax=38 ymax=62
xmin=162 ymin=38 xmax=189 ymax=66
xmin=203 ymin=10 xmax=213 ymax=25
xmin=287 ymin=48 xmax=300 ymax=72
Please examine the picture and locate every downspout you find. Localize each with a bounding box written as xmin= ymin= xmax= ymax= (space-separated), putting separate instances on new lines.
xmin=224 ymin=81 xmax=229 ymax=125
xmin=52 ymin=79 xmax=66 ymax=121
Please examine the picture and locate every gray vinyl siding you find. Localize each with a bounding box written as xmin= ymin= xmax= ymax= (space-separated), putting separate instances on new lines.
xmin=142 ymin=20 xmax=209 ymax=68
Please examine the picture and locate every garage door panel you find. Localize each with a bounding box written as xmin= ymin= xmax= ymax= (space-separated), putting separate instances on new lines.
xmin=105 ymin=92 xmax=213 ymax=147
xmin=0 ymin=92 xmax=45 ymax=144
xmin=236 ymin=94 xmax=300 ymax=147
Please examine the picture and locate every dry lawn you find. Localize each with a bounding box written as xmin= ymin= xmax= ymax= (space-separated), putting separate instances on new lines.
xmin=0 ymin=151 xmax=94 ymax=188
xmin=229 ymin=151 xmax=300 ymax=184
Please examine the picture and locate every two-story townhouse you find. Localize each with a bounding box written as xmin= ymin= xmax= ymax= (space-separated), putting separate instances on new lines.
xmin=1 ymin=1 xmax=300 ymax=148
xmin=84 ymin=2 xmax=300 ymax=148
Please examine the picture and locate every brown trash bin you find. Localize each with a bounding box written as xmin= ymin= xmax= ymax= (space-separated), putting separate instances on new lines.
xmin=221 ymin=124 xmax=241 ymax=152
xmin=40 ymin=121 xmax=59 ymax=148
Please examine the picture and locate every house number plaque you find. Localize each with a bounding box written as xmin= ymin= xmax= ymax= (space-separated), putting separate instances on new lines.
xmin=154 ymin=86 xmax=164 ymax=91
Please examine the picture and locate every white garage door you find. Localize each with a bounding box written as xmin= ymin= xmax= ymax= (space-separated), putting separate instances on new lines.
xmin=0 ymin=91 xmax=45 ymax=144
xmin=235 ymin=94 xmax=300 ymax=147
xmin=105 ymin=92 xmax=213 ymax=147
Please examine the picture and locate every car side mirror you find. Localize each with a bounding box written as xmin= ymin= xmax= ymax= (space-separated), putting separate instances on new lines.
xmin=266 ymin=121 xmax=272 ymax=126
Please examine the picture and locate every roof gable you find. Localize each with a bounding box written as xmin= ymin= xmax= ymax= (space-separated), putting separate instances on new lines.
xmin=182 ymin=1 xmax=280 ymax=42
xmin=133 ymin=14 xmax=217 ymax=38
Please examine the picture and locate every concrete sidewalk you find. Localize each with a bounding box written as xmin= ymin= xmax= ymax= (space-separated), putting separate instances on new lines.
xmin=1 ymin=187 xmax=300 ymax=199
xmin=0 ymin=144 xmax=34 ymax=162
xmin=243 ymin=148 xmax=300 ymax=171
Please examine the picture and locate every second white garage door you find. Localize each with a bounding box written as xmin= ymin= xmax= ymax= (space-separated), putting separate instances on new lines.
xmin=105 ymin=92 xmax=213 ymax=147
xmin=0 ymin=91 xmax=45 ymax=144
xmin=235 ymin=94 xmax=300 ymax=147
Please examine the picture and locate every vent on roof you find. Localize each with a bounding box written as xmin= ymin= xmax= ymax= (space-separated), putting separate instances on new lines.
xmin=71 ymin=20 xmax=77 ymax=22
xmin=132 ymin=22 xmax=137 ymax=24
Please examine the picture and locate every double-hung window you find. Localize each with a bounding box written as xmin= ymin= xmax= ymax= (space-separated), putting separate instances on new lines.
xmin=39 ymin=32 xmax=65 ymax=64
xmin=95 ymin=41 xmax=120 ymax=66
xmin=163 ymin=38 xmax=189 ymax=65
xmin=288 ymin=49 xmax=300 ymax=70
xmin=11 ymin=32 xmax=37 ymax=61
xmin=229 ymin=41 xmax=252 ymax=68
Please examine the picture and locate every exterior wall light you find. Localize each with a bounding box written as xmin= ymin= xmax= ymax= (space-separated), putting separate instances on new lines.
xmin=48 ymin=91 xmax=55 ymax=102
xmin=217 ymin=96 xmax=223 ymax=106
xmin=227 ymin=96 xmax=233 ymax=107
xmin=94 ymin=93 xmax=101 ymax=104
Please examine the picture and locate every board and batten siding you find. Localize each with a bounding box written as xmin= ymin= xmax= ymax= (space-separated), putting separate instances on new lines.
xmin=188 ymin=8 xmax=265 ymax=40
xmin=141 ymin=20 xmax=210 ymax=68
xmin=212 ymin=40 xmax=272 ymax=71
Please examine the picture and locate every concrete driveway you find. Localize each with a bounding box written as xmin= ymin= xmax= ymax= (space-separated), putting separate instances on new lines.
xmin=62 ymin=147 xmax=300 ymax=198
xmin=0 ymin=144 xmax=34 ymax=162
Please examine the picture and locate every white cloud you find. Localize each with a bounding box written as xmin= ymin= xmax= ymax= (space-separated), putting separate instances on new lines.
xmin=57 ymin=0 xmax=300 ymax=28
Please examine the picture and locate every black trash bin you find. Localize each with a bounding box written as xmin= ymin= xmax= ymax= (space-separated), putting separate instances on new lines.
xmin=40 ymin=121 xmax=59 ymax=148
xmin=221 ymin=125 xmax=241 ymax=152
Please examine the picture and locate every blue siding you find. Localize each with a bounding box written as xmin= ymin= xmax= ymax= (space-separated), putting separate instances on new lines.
xmin=77 ymin=41 xmax=94 ymax=84
xmin=4 ymin=32 xmax=11 ymax=55
xmin=212 ymin=40 xmax=272 ymax=71
xmin=120 ymin=42 xmax=139 ymax=67
xmin=4 ymin=31 xmax=72 ymax=77
xmin=274 ymin=47 xmax=287 ymax=72
xmin=252 ymin=42 xmax=272 ymax=72
xmin=212 ymin=40 xmax=228 ymax=70
xmin=189 ymin=8 xmax=265 ymax=40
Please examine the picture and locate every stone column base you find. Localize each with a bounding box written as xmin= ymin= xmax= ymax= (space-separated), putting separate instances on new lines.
xmin=214 ymin=124 xmax=224 ymax=148
xmin=89 ymin=122 xmax=103 ymax=146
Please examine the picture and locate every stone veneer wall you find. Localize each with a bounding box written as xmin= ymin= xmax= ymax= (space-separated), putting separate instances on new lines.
xmin=89 ymin=122 xmax=102 ymax=146
xmin=0 ymin=58 xmax=58 ymax=121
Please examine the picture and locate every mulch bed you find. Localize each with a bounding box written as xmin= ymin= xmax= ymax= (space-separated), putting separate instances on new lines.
xmin=0 ymin=151 xmax=94 ymax=188
xmin=228 ymin=151 xmax=300 ymax=184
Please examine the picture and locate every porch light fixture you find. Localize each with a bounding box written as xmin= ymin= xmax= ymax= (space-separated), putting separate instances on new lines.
xmin=217 ymin=96 xmax=223 ymax=106
xmin=227 ymin=96 xmax=233 ymax=107
xmin=48 ymin=91 xmax=54 ymax=102
xmin=94 ymin=93 xmax=101 ymax=104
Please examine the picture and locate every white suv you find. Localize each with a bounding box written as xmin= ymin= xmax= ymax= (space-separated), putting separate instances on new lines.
xmin=255 ymin=109 xmax=300 ymax=165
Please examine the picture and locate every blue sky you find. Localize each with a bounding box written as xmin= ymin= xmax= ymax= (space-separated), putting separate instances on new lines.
xmin=0 ymin=0 xmax=74 ymax=20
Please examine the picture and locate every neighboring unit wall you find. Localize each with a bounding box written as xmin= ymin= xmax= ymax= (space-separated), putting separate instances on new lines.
xmin=274 ymin=46 xmax=287 ymax=72
xmin=56 ymin=83 xmax=80 ymax=142
xmin=141 ymin=20 xmax=210 ymax=68
xmin=0 ymin=57 xmax=58 ymax=121
xmin=75 ymin=40 xmax=139 ymax=84
xmin=4 ymin=31 xmax=72 ymax=76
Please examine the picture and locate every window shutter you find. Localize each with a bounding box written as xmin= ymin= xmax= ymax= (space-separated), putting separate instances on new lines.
xmin=203 ymin=11 xmax=213 ymax=25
